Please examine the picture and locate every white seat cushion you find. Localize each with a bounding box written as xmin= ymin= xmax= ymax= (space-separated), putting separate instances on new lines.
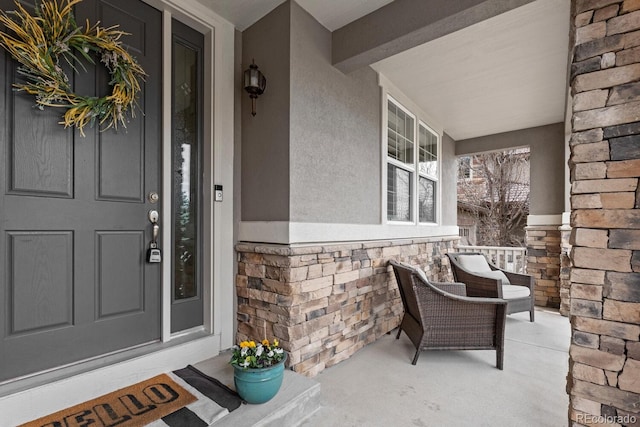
xmin=457 ymin=254 xmax=492 ymax=272
xmin=502 ymin=284 xmax=531 ymax=299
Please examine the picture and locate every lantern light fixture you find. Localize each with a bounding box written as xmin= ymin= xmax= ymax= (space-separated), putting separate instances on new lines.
xmin=243 ymin=59 xmax=266 ymax=116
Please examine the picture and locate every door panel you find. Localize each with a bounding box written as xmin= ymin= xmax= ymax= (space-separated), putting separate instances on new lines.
xmin=0 ymin=0 xmax=162 ymax=382
xmin=9 ymin=65 xmax=74 ymax=198
xmin=97 ymin=130 xmax=145 ymax=201
xmin=96 ymin=231 xmax=145 ymax=318
xmin=8 ymin=232 xmax=74 ymax=334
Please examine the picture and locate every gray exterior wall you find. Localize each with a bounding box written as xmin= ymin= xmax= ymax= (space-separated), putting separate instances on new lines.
xmin=441 ymin=133 xmax=457 ymax=226
xmin=455 ymin=123 xmax=565 ymax=216
xmin=240 ymin=0 xmax=458 ymax=229
xmin=289 ymin=2 xmax=381 ymax=224
xmin=241 ymin=2 xmax=291 ymax=221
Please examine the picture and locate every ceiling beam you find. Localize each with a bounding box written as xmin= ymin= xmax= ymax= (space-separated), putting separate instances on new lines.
xmin=332 ymin=0 xmax=536 ymax=73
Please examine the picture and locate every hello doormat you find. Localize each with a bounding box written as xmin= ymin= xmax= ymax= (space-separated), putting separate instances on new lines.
xmin=20 ymin=366 xmax=242 ymax=427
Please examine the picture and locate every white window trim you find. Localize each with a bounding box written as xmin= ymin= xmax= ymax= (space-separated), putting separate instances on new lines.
xmin=381 ymin=75 xmax=442 ymax=227
xmin=418 ymin=120 xmax=439 ymax=180
xmin=417 ymin=120 xmax=439 ymax=224
xmin=159 ymin=1 xmax=235 ymax=348
xmin=386 ymin=95 xmax=416 ymax=224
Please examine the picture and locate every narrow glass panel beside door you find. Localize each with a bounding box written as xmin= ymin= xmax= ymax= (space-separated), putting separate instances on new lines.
xmin=173 ymin=43 xmax=198 ymax=300
xmin=171 ymin=19 xmax=204 ymax=332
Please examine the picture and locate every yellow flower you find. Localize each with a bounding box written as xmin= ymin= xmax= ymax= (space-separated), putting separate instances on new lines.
xmin=239 ymin=341 xmax=249 ymax=348
xmin=248 ymin=341 xmax=256 ymax=348
xmin=273 ymin=339 xmax=279 ymax=347
xmin=262 ymin=339 xmax=270 ymax=346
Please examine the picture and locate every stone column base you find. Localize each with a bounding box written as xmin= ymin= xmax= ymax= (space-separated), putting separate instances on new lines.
xmin=526 ymin=226 xmax=561 ymax=308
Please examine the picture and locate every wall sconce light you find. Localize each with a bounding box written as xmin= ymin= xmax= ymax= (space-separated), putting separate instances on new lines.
xmin=243 ymin=59 xmax=266 ymax=116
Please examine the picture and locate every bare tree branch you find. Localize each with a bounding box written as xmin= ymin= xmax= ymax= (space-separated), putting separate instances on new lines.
xmin=457 ymin=149 xmax=530 ymax=246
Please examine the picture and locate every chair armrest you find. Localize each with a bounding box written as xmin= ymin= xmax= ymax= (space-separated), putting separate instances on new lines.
xmin=450 ymin=268 xmax=502 ymax=298
xmin=436 ymin=292 xmax=508 ymax=307
xmin=413 ymin=283 xmax=507 ymax=327
xmin=408 ymin=273 xmax=507 ymax=344
xmin=502 ymin=271 xmax=535 ymax=290
xmin=431 ymin=282 xmax=467 ymax=296
xmin=413 ymin=278 xmax=507 ymax=306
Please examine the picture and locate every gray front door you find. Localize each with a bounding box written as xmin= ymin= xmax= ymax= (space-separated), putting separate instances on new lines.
xmin=0 ymin=0 xmax=162 ymax=382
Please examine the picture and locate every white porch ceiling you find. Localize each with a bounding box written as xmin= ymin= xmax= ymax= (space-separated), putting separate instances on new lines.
xmin=203 ymin=0 xmax=570 ymax=141
xmin=372 ymin=0 xmax=570 ymax=141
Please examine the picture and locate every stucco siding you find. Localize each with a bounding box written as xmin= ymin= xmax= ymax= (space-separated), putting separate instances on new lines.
xmin=441 ymin=133 xmax=458 ymax=226
xmin=289 ymin=2 xmax=381 ymax=224
xmin=241 ymin=2 xmax=291 ymax=221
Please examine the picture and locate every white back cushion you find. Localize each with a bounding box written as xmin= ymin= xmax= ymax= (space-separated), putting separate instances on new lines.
xmin=472 ymin=269 xmax=511 ymax=287
xmin=455 ymin=255 xmax=530 ymax=299
xmin=457 ymin=254 xmax=492 ymax=272
xmin=414 ymin=267 xmax=429 ymax=284
xmin=399 ymin=262 xmax=430 ymax=284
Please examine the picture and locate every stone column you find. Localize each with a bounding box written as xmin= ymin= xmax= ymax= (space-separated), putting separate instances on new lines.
xmin=526 ymin=225 xmax=562 ymax=308
xmin=568 ymin=0 xmax=640 ymax=424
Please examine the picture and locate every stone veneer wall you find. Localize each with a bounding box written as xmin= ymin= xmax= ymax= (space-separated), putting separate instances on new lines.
xmin=569 ymin=0 xmax=640 ymax=424
xmin=560 ymin=224 xmax=573 ymax=316
xmin=526 ymin=226 xmax=562 ymax=308
xmin=235 ymin=237 xmax=456 ymax=376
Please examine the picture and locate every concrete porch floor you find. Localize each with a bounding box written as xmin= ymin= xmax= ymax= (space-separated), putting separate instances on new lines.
xmin=196 ymin=308 xmax=570 ymax=426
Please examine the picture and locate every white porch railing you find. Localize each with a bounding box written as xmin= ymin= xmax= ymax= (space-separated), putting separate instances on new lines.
xmin=456 ymin=245 xmax=528 ymax=274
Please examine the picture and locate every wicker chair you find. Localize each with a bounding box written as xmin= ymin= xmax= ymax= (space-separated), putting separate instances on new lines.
xmin=389 ymin=260 xmax=507 ymax=369
xmin=447 ymin=252 xmax=535 ymax=322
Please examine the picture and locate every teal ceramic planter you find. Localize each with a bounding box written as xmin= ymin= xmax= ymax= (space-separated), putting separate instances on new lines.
xmin=233 ymin=355 xmax=286 ymax=404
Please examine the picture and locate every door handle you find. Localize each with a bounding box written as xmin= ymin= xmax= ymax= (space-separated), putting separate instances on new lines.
xmin=149 ymin=209 xmax=160 ymax=242
xmin=148 ymin=209 xmax=159 ymax=224
xmin=147 ymin=210 xmax=161 ymax=263
xmin=148 ymin=210 xmax=159 ymax=243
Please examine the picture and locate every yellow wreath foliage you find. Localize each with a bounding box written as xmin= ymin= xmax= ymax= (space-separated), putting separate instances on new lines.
xmin=0 ymin=0 xmax=145 ymax=136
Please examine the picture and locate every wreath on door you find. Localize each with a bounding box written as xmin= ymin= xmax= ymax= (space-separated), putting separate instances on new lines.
xmin=0 ymin=0 xmax=145 ymax=136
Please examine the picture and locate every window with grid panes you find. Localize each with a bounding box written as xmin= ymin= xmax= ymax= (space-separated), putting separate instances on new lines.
xmin=387 ymin=100 xmax=415 ymax=221
xmin=458 ymin=156 xmax=472 ymax=179
xmin=418 ymin=123 xmax=437 ymax=223
xmin=386 ymin=97 xmax=439 ymax=223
